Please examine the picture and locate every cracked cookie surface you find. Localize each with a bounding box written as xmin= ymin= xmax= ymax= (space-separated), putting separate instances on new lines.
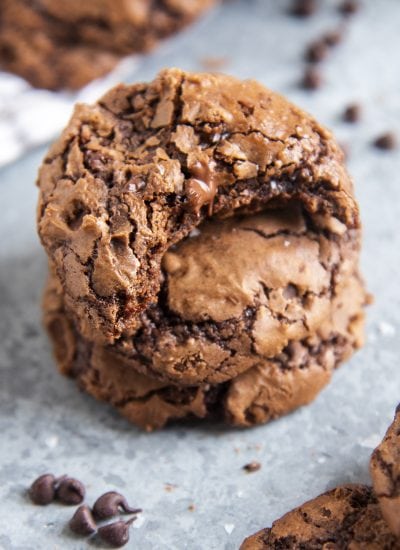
xmin=240 ymin=484 xmax=400 ymax=550
xmin=0 ymin=1 xmax=215 ymax=90
xmin=370 ymin=405 xmax=400 ymax=538
xmin=37 ymin=69 xmax=361 ymax=344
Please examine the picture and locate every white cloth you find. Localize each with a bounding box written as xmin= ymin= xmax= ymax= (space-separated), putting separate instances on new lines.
xmin=0 ymin=56 xmax=138 ymax=167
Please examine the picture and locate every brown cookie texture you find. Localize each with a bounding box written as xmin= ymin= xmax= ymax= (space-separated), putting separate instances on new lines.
xmin=0 ymin=1 xmax=215 ymax=90
xmin=370 ymin=406 xmax=400 ymax=538
xmin=240 ymin=484 xmax=400 ymax=550
xmin=108 ymin=203 xmax=365 ymax=385
xmin=43 ymin=263 xmax=365 ymax=431
xmin=37 ymin=68 xmax=360 ymax=347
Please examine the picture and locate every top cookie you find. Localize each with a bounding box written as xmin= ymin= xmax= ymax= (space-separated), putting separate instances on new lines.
xmin=370 ymin=404 xmax=400 ymax=538
xmin=37 ymin=68 xmax=360 ymax=344
xmin=0 ymin=1 xmax=215 ymax=90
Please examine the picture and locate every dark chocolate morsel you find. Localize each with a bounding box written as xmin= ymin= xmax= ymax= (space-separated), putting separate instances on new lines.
xmin=29 ymin=473 xmax=56 ymax=505
xmin=243 ymin=461 xmax=262 ymax=473
xmin=289 ymin=0 xmax=316 ymax=17
xmin=56 ymin=477 xmax=86 ymax=505
xmin=93 ymin=491 xmax=142 ymax=520
xmin=69 ymin=505 xmax=97 ymax=536
xmin=339 ymin=0 xmax=360 ymax=16
xmin=323 ymin=29 xmax=343 ymax=47
xmin=301 ymin=66 xmax=322 ymax=90
xmin=373 ymin=132 xmax=397 ymax=150
xmin=305 ymin=40 xmax=329 ymax=63
xmin=396 ymin=402 xmax=400 ymax=414
xmin=343 ymin=103 xmax=361 ymax=123
xmin=97 ymin=518 xmax=136 ymax=548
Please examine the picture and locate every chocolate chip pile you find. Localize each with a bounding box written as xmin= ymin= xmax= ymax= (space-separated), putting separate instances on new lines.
xmin=29 ymin=474 xmax=141 ymax=548
xmin=289 ymin=1 xmax=397 ymax=156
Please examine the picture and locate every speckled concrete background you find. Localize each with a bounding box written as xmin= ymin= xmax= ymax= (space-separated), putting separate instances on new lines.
xmin=1 ymin=1 xmax=400 ymax=549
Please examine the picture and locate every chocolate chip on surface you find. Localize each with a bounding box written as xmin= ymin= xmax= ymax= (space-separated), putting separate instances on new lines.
xmin=243 ymin=461 xmax=262 ymax=473
xmin=97 ymin=518 xmax=136 ymax=548
xmin=69 ymin=505 xmax=97 ymax=536
xmin=29 ymin=473 xmax=56 ymax=505
xmin=56 ymin=477 xmax=86 ymax=505
xmin=373 ymin=132 xmax=397 ymax=150
xmin=339 ymin=0 xmax=360 ymax=16
xmin=301 ymin=66 xmax=322 ymax=89
xmin=305 ymin=40 xmax=329 ymax=63
xmin=93 ymin=491 xmax=142 ymax=520
xmin=323 ymin=29 xmax=344 ymax=47
xmin=343 ymin=103 xmax=362 ymax=123
xmin=289 ymin=0 xmax=316 ymax=17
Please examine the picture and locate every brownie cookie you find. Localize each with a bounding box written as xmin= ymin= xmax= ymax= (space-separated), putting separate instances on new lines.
xmin=370 ymin=406 xmax=400 ymax=538
xmin=37 ymin=68 xmax=361 ymax=348
xmin=43 ymin=260 xmax=365 ymax=430
xmin=0 ymin=1 xmax=215 ymax=90
xmin=240 ymin=485 xmax=400 ymax=549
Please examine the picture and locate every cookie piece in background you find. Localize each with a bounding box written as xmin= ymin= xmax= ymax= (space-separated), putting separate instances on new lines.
xmin=370 ymin=405 xmax=400 ymax=538
xmin=0 ymin=0 xmax=216 ymax=90
xmin=240 ymin=485 xmax=400 ymax=550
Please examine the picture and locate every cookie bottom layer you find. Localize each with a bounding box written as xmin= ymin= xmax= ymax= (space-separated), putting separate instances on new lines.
xmin=44 ymin=269 xmax=365 ymax=431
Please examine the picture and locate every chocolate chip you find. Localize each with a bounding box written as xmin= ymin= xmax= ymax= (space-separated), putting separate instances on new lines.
xmin=373 ymin=132 xmax=397 ymax=150
xmin=396 ymin=403 xmax=400 ymax=414
xmin=339 ymin=0 xmax=360 ymax=16
xmin=305 ymin=40 xmax=329 ymax=63
xmin=289 ymin=0 xmax=316 ymax=17
xmin=56 ymin=477 xmax=85 ymax=505
xmin=69 ymin=505 xmax=97 ymax=536
xmin=301 ymin=67 xmax=322 ymax=90
xmin=243 ymin=461 xmax=262 ymax=473
xmin=323 ymin=29 xmax=344 ymax=47
xmin=29 ymin=474 xmax=56 ymax=505
xmin=343 ymin=103 xmax=361 ymax=123
xmin=97 ymin=518 xmax=136 ymax=548
xmin=93 ymin=491 xmax=142 ymax=520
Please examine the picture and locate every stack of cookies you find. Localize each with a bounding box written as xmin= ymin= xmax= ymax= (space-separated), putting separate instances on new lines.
xmin=37 ymin=68 xmax=368 ymax=431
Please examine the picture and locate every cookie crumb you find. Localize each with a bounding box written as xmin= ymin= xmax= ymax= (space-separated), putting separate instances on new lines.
xmin=301 ymin=66 xmax=322 ymax=90
xmin=164 ymin=483 xmax=178 ymax=492
xmin=200 ymin=56 xmax=229 ymax=71
xmin=343 ymin=103 xmax=362 ymax=123
xmin=373 ymin=132 xmax=397 ymax=150
xmin=188 ymin=504 xmax=196 ymax=512
xmin=289 ymin=0 xmax=316 ymax=17
xmin=243 ymin=461 xmax=261 ymax=473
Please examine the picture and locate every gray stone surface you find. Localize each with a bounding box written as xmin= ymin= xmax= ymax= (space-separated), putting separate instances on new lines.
xmin=0 ymin=1 xmax=400 ymax=549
